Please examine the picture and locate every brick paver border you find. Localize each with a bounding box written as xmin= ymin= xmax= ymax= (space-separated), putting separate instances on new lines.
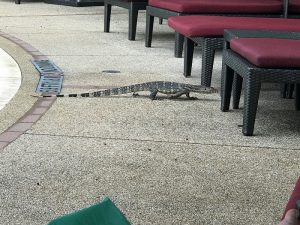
xmin=0 ymin=31 xmax=57 ymax=149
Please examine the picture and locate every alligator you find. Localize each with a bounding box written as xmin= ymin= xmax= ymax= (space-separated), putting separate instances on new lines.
xmin=40 ymin=81 xmax=217 ymax=100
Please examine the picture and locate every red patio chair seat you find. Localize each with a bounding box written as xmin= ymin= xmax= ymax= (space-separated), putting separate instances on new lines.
xmin=149 ymin=0 xmax=283 ymax=14
xmin=145 ymin=0 xmax=285 ymax=59
xmin=230 ymin=38 xmax=300 ymax=68
xmin=168 ymin=16 xmax=300 ymax=38
xmin=168 ymin=16 xmax=300 ymax=86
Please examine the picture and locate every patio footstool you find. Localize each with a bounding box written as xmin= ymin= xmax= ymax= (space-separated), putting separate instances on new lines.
xmin=104 ymin=0 xmax=147 ymax=40
xmin=168 ymin=16 xmax=300 ymax=87
xmin=221 ymin=29 xmax=300 ymax=136
xmin=146 ymin=0 xmax=283 ymax=58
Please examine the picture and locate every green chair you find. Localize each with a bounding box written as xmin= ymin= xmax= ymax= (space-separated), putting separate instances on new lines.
xmin=47 ymin=197 xmax=131 ymax=225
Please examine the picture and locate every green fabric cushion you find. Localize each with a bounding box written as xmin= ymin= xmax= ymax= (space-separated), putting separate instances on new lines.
xmin=47 ymin=197 xmax=131 ymax=225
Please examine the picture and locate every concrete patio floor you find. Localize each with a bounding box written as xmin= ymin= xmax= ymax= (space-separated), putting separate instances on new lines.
xmin=0 ymin=1 xmax=299 ymax=225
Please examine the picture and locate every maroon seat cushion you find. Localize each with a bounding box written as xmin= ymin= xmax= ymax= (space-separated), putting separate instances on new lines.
xmin=230 ymin=38 xmax=300 ymax=68
xmin=289 ymin=0 xmax=300 ymax=14
xmin=168 ymin=16 xmax=300 ymax=37
xmin=149 ymin=0 xmax=282 ymax=14
xmin=122 ymin=0 xmax=147 ymax=2
xmin=129 ymin=0 xmax=147 ymax=1
xmin=281 ymin=177 xmax=300 ymax=225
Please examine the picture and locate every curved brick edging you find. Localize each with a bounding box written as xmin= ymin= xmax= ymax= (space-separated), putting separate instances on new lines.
xmin=0 ymin=31 xmax=57 ymax=149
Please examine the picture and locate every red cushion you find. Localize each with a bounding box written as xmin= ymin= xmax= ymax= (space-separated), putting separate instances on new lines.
xmin=128 ymin=0 xmax=147 ymax=1
xmin=126 ymin=0 xmax=147 ymax=1
xmin=149 ymin=0 xmax=282 ymax=14
xmin=168 ymin=16 xmax=300 ymax=37
xmin=230 ymin=38 xmax=300 ymax=68
xmin=281 ymin=177 xmax=300 ymax=225
xmin=289 ymin=0 xmax=300 ymax=14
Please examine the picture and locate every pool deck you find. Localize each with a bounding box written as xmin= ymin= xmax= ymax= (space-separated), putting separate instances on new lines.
xmin=0 ymin=2 xmax=299 ymax=225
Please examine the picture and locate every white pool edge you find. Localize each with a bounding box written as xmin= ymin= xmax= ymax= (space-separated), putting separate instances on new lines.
xmin=0 ymin=48 xmax=22 ymax=110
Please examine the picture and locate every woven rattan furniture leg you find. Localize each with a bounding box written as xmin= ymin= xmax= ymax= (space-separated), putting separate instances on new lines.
xmin=129 ymin=4 xmax=140 ymax=40
xmin=184 ymin=37 xmax=223 ymax=80
xmin=145 ymin=13 xmax=154 ymax=47
xmin=184 ymin=37 xmax=194 ymax=77
xmin=104 ymin=0 xmax=147 ymax=41
xmin=145 ymin=6 xmax=181 ymax=52
xmin=232 ymin=73 xmax=243 ymax=109
xmin=296 ymin=84 xmax=300 ymax=110
xmin=174 ymin=32 xmax=184 ymax=58
xmin=221 ymin=62 xmax=234 ymax=112
xmin=104 ymin=3 xmax=112 ymax=32
xmin=184 ymin=37 xmax=223 ymax=85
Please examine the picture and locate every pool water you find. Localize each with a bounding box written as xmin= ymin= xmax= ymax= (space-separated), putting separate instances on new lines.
xmin=0 ymin=48 xmax=21 ymax=110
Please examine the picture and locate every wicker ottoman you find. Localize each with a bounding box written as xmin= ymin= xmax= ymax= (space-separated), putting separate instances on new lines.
xmin=221 ymin=29 xmax=300 ymax=136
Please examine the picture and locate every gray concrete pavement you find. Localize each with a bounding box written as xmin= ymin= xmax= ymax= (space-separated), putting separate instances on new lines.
xmin=0 ymin=1 xmax=299 ymax=225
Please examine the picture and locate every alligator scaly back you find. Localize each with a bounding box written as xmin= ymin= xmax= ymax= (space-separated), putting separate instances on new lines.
xmin=56 ymin=82 xmax=153 ymax=97
xmin=41 ymin=81 xmax=217 ymax=99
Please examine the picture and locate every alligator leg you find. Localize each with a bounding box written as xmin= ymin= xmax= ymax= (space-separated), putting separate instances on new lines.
xmin=169 ymin=91 xmax=197 ymax=100
xmin=149 ymin=90 xmax=159 ymax=100
xmin=169 ymin=90 xmax=188 ymax=99
xmin=185 ymin=92 xmax=198 ymax=100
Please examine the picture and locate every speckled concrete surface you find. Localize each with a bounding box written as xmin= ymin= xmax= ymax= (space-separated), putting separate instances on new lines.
xmin=0 ymin=2 xmax=299 ymax=225
xmin=1 ymin=135 xmax=299 ymax=225
xmin=28 ymin=86 xmax=300 ymax=149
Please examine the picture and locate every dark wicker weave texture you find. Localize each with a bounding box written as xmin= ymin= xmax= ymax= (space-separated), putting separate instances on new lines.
xmin=189 ymin=37 xmax=223 ymax=87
